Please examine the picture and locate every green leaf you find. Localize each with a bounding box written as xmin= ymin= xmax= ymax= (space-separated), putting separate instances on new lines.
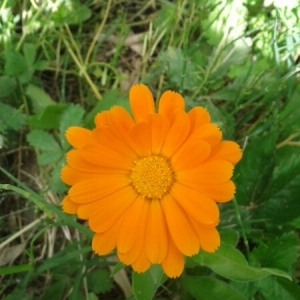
xmin=26 ymin=84 xmax=56 ymax=114
xmin=34 ymin=60 xmax=48 ymax=71
xmin=27 ymin=130 xmax=61 ymax=152
xmin=59 ymin=104 xmax=85 ymax=150
xmin=234 ymin=132 xmax=277 ymax=205
xmin=0 ymin=264 xmax=33 ymax=275
xmin=110 ymin=261 xmax=126 ymax=277
xmin=38 ymin=151 xmax=62 ymax=165
xmin=0 ymin=102 xmax=27 ymax=132
xmin=28 ymin=104 xmax=68 ymax=130
xmin=132 ymin=265 xmax=166 ymax=300
xmin=257 ymin=277 xmax=300 ymax=300
xmin=181 ymin=276 xmax=247 ymax=300
xmin=250 ymin=232 xmax=299 ymax=273
xmin=4 ymin=49 xmax=28 ymax=76
xmin=220 ymin=230 xmax=239 ymax=247
xmin=23 ymin=43 xmax=36 ymax=66
xmin=86 ymin=269 xmax=113 ymax=294
xmin=0 ymin=76 xmax=17 ymax=98
xmin=255 ymin=154 xmax=300 ymax=225
xmin=50 ymin=159 xmax=67 ymax=193
xmin=159 ymin=47 xmax=198 ymax=91
xmin=192 ymin=242 xmax=291 ymax=282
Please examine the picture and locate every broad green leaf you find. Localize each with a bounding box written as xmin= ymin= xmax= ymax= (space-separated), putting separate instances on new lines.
xmin=234 ymin=132 xmax=277 ymax=205
xmin=255 ymin=154 xmax=300 ymax=224
xmin=0 ymin=102 xmax=27 ymax=131
xmin=23 ymin=43 xmax=36 ymax=66
xmin=250 ymin=232 xmax=299 ymax=273
xmin=38 ymin=151 xmax=62 ymax=165
xmin=28 ymin=104 xmax=68 ymax=130
xmin=220 ymin=230 xmax=239 ymax=247
xmin=257 ymin=277 xmax=300 ymax=300
xmin=0 ymin=76 xmax=16 ymax=97
xmin=59 ymin=104 xmax=85 ymax=150
xmin=132 ymin=265 xmax=166 ymax=300
xmin=26 ymin=84 xmax=55 ymax=114
xmin=27 ymin=129 xmax=61 ymax=152
xmin=193 ymin=242 xmax=291 ymax=282
xmin=181 ymin=276 xmax=247 ymax=300
xmin=4 ymin=49 xmax=28 ymax=76
xmin=86 ymin=269 xmax=113 ymax=294
xmin=159 ymin=47 xmax=198 ymax=91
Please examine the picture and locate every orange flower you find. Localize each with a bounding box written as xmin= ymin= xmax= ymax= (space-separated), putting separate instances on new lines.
xmin=61 ymin=84 xmax=242 ymax=277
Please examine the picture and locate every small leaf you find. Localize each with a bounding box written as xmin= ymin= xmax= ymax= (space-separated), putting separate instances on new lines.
xmin=181 ymin=276 xmax=247 ymax=300
xmin=257 ymin=276 xmax=300 ymax=300
xmin=38 ymin=151 xmax=62 ymax=165
xmin=192 ymin=242 xmax=291 ymax=282
xmin=28 ymin=104 xmax=68 ymax=130
xmin=27 ymin=130 xmax=60 ymax=152
xmin=250 ymin=232 xmax=299 ymax=273
xmin=26 ymin=84 xmax=55 ymax=114
xmin=50 ymin=159 xmax=68 ymax=193
xmin=132 ymin=265 xmax=166 ymax=300
xmin=0 ymin=102 xmax=27 ymax=132
xmin=220 ymin=230 xmax=239 ymax=247
xmin=86 ymin=269 xmax=113 ymax=294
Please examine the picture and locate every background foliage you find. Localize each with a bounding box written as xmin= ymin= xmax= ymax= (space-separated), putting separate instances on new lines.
xmin=0 ymin=0 xmax=299 ymax=299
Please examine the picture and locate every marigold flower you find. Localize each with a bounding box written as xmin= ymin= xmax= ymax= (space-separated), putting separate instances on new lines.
xmin=61 ymin=84 xmax=242 ymax=278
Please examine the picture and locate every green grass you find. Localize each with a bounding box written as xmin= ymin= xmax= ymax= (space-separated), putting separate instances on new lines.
xmin=1 ymin=0 xmax=300 ymax=299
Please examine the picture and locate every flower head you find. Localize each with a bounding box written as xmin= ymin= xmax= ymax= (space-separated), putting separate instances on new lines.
xmin=61 ymin=84 xmax=242 ymax=277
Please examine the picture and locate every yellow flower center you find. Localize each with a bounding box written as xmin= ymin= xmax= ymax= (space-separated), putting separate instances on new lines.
xmin=129 ymin=155 xmax=174 ymax=199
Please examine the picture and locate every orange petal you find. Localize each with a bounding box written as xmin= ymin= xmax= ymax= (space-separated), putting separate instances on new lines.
xmin=129 ymin=122 xmax=152 ymax=157
xmin=171 ymin=183 xmax=219 ymax=225
xmin=161 ymin=111 xmax=190 ymax=157
xmin=161 ymin=232 xmax=184 ymax=278
xmin=69 ymin=175 xmax=129 ymax=203
xmin=107 ymin=106 xmax=135 ymax=144
xmin=94 ymin=111 xmax=109 ymax=127
xmin=87 ymin=187 xmax=137 ymax=232
xmin=61 ymin=195 xmax=79 ymax=214
xmin=176 ymin=160 xmax=234 ymax=185
xmin=92 ymin=126 xmax=137 ymax=159
xmin=65 ymin=127 xmax=94 ymax=149
xmin=190 ymin=124 xmax=222 ymax=148
xmin=161 ymin=194 xmax=199 ymax=256
xmin=209 ymin=141 xmax=242 ymax=164
xmin=158 ymin=90 xmax=185 ymax=120
xmin=131 ymin=246 xmax=151 ymax=273
xmin=81 ymin=143 xmax=133 ymax=170
xmin=117 ymin=197 xmax=149 ymax=265
xmin=66 ymin=150 xmax=111 ymax=174
xmin=188 ymin=107 xmax=210 ymax=132
xmin=172 ymin=140 xmax=210 ymax=171
xmin=145 ymin=200 xmax=168 ymax=263
xmin=77 ymin=186 xmax=137 ymax=221
xmin=191 ymin=220 xmax=220 ymax=252
xmin=117 ymin=197 xmax=147 ymax=253
xmin=129 ymin=84 xmax=155 ymax=123
xmin=147 ymin=114 xmax=170 ymax=155
xmin=92 ymin=217 xmax=123 ymax=256
xmin=182 ymin=180 xmax=236 ymax=202
xmin=61 ymin=165 xmax=117 ymax=186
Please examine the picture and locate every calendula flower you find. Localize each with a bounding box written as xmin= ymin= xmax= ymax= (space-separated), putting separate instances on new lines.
xmin=61 ymin=84 xmax=242 ymax=278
